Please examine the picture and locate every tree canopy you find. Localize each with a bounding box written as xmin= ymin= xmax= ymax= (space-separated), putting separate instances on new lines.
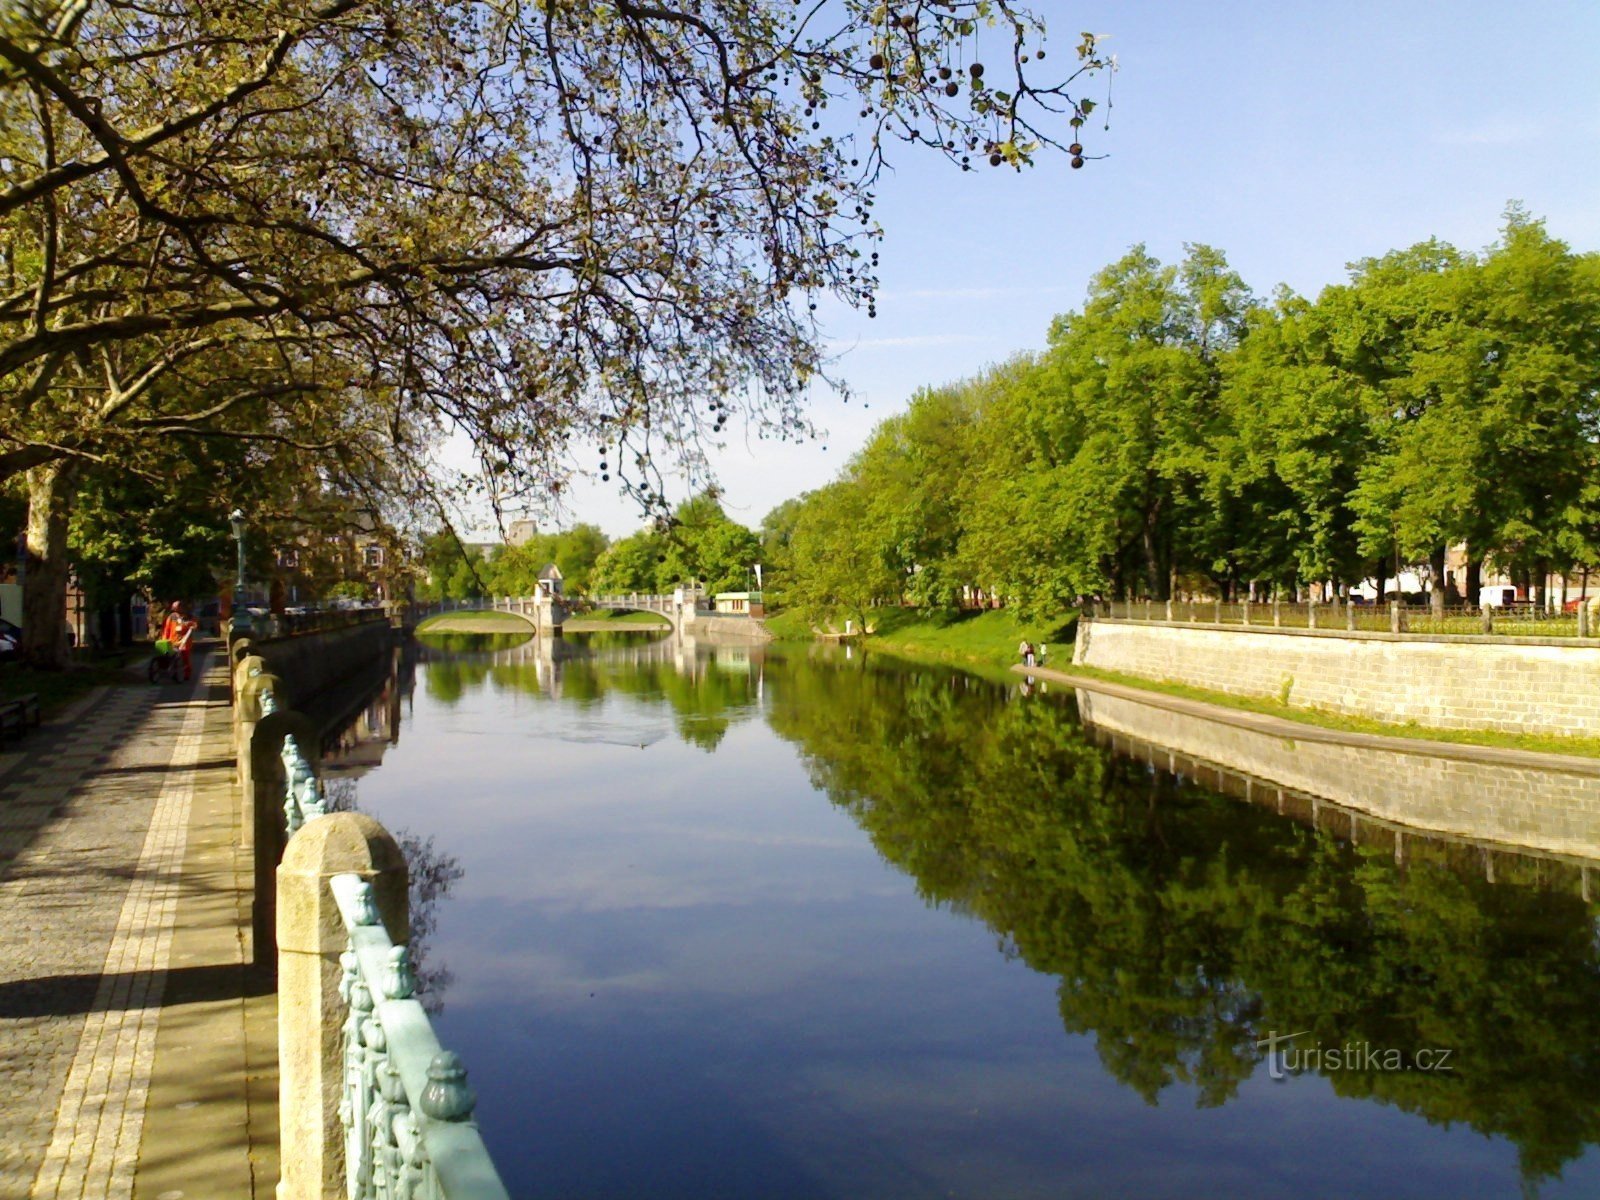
xmin=1 ymin=0 xmax=1111 ymax=663
xmin=768 ymin=212 xmax=1600 ymax=621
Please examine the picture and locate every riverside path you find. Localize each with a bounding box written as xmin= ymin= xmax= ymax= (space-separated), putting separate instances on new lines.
xmin=0 ymin=650 xmax=276 ymax=1199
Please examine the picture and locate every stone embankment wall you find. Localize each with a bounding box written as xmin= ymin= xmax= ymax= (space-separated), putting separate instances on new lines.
xmin=1074 ymin=687 xmax=1600 ymax=860
xmin=688 ymin=615 xmax=774 ymax=642
xmin=250 ymin=619 xmax=394 ymax=712
xmin=1074 ymin=619 xmax=1600 ymax=738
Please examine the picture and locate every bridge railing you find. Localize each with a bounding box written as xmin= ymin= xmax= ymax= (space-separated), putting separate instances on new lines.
xmin=589 ymin=593 xmax=708 ymax=613
xmin=247 ymin=676 xmax=509 ymax=1199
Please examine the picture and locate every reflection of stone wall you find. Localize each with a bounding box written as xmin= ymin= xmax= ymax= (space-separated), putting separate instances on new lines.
xmin=684 ymin=614 xmax=773 ymax=642
xmin=1075 ymin=687 xmax=1600 ymax=860
xmin=1075 ymin=619 xmax=1600 ymax=737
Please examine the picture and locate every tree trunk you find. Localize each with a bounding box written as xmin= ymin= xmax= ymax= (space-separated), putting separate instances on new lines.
xmin=1375 ymin=559 xmax=1388 ymax=605
xmin=1141 ymin=511 xmax=1162 ymax=601
xmin=1465 ymin=555 xmax=1482 ymax=607
xmin=1429 ymin=544 xmax=1447 ymax=617
xmin=22 ymin=461 xmax=77 ymax=669
xmin=1534 ymin=561 xmax=1549 ymax=610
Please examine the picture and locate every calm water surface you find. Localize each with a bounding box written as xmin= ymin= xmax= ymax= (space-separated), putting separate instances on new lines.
xmin=329 ymin=631 xmax=1600 ymax=1199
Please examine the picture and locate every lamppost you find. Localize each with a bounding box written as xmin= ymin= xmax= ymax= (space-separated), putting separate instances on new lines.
xmin=229 ymin=509 xmax=246 ymax=615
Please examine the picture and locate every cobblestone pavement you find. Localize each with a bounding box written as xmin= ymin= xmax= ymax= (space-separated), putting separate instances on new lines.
xmin=0 ymin=656 xmax=227 ymax=1198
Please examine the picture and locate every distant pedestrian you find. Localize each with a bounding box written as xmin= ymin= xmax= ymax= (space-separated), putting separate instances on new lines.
xmin=1037 ymin=643 xmax=1048 ymax=667
xmin=1019 ymin=639 xmax=1034 ymax=668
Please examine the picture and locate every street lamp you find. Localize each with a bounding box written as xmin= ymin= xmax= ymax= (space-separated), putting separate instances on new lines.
xmin=229 ymin=509 xmax=246 ymax=609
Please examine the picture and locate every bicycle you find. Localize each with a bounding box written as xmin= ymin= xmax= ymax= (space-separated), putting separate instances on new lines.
xmin=148 ymin=638 xmax=183 ymax=683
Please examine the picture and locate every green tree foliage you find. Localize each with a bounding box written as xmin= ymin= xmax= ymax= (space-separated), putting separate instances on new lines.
xmin=415 ymin=530 xmax=488 ymax=602
xmin=782 ymin=478 xmax=899 ymax=629
xmin=591 ymin=494 xmax=760 ymax=596
xmin=486 ymin=524 xmax=610 ymax=595
xmin=774 ymin=215 xmax=1600 ymax=619
xmin=0 ymin=0 xmax=1110 ymax=664
xmin=659 ymin=494 xmax=762 ymax=594
xmin=591 ymin=530 xmax=670 ymax=594
xmin=763 ymin=650 xmax=1600 ymax=1181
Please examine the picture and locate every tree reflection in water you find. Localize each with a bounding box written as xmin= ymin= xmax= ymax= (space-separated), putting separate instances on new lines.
xmin=760 ymin=652 xmax=1600 ymax=1186
xmin=402 ymin=633 xmax=1600 ymax=1183
xmin=416 ymin=629 xmax=763 ymax=751
xmin=325 ymin=777 xmax=464 ymax=1014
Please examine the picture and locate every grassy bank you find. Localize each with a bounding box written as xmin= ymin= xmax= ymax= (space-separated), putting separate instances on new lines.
xmin=415 ymin=610 xmax=533 ymax=634
xmin=765 ymin=607 xmax=1075 ymax=673
xmin=563 ymin=609 xmax=672 ymax=630
xmin=766 ymin=607 xmax=1600 ymax=761
xmin=1050 ymin=661 xmax=1600 ymax=761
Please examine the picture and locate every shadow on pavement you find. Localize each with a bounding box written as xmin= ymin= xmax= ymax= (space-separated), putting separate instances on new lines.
xmin=0 ymin=961 xmax=272 ymax=1019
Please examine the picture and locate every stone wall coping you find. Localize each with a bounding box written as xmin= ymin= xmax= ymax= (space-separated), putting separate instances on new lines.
xmin=1084 ymin=616 xmax=1600 ymax=652
xmin=1020 ymin=664 xmax=1600 ymax=779
xmin=251 ymin=613 xmax=391 ymax=648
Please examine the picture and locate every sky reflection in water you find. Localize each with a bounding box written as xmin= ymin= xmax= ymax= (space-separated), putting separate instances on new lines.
xmin=342 ymin=632 xmax=1600 ymax=1199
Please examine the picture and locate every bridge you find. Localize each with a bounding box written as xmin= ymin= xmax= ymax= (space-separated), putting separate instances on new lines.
xmin=409 ymin=591 xmax=710 ymax=634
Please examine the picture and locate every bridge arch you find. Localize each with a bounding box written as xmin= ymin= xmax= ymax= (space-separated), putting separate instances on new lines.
xmin=411 ymin=596 xmax=554 ymax=634
xmin=585 ymin=593 xmax=697 ymax=633
xmin=411 ymin=592 xmax=701 ymax=635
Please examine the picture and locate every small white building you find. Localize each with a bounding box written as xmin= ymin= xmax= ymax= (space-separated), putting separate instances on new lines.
xmin=713 ymin=591 xmax=764 ymax=617
xmin=537 ymin=563 xmax=563 ymax=597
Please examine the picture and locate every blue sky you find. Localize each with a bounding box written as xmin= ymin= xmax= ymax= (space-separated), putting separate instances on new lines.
xmin=491 ymin=0 xmax=1600 ymax=541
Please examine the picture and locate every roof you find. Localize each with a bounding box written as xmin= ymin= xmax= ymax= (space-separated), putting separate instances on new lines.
xmin=538 ymin=563 xmax=563 ymax=579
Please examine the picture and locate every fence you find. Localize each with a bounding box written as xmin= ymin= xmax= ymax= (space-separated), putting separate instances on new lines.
xmin=231 ymin=621 xmax=509 ymax=1199
xmin=1093 ymin=598 xmax=1595 ymax=639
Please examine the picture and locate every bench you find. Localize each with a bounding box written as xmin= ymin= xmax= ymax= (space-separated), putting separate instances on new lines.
xmin=0 ymin=693 xmax=41 ymax=738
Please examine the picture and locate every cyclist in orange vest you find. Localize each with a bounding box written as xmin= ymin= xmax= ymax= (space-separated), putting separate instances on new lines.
xmin=159 ymin=601 xmax=197 ymax=682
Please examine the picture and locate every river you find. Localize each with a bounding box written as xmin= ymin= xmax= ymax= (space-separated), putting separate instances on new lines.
xmin=321 ymin=629 xmax=1600 ymax=1199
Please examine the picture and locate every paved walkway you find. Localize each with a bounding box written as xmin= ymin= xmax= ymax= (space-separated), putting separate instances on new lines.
xmin=0 ymin=651 xmax=276 ymax=1199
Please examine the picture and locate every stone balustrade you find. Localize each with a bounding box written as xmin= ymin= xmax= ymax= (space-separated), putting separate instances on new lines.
xmin=230 ymin=618 xmax=508 ymax=1198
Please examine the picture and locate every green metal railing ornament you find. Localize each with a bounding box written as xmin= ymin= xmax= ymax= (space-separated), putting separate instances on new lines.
xmin=261 ymin=678 xmax=506 ymax=1198
xmin=332 ymin=875 xmax=508 ymax=1200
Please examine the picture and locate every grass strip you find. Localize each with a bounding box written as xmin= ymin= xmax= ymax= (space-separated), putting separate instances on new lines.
xmin=0 ymin=660 xmax=140 ymax=718
xmin=765 ymin=607 xmax=1075 ymax=674
xmin=415 ymin=610 xmax=533 ymax=633
xmin=1051 ymin=662 xmax=1600 ymax=761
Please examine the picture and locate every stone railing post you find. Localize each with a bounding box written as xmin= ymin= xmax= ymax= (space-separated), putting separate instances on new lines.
xmin=1580 ymin=604 xmax=1590 ymax=638
xmin=1272 ymin=598 xmax=1281 ymax=627
xmin=1163 ymin=599 xmax=1173 ymax=622
xmin=1214 ymin=600 xmax=1222 ymax=624
xmin=1242 ymin=600 xmax=1251 ymax=625
xmin=278 ymin=813 xmax=408 ymax=1200
xmin=1481 ymin=606 xmax=1494 ymax=634
xmin=1308 ymin=599 xmax=1318 ymax=629
xmin=1346 ymin=601 xmax=1356 ymax=631
xmin=1390 ymin=601 xmax=1402 ymax=634
xmin=250 ymin=709 xmax=321 ymax=965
